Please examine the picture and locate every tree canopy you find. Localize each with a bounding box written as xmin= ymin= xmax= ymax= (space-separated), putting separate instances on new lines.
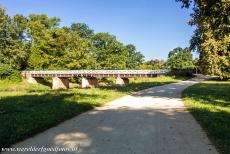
xmin=0 ymin=7 xmax=145 ymax=79
xmin=167 ymin=47 xmax=194 ymax=70
xmin=70 ymin=23 xmax=94 ymax=39
xmin=125 ymin=44 xmax=145 ymax=69
xmin=92 ymin=32 xmax=127 ymax=69
xmin=176 ymin=0 xmax=230 ymax=79
xmin=0 ymin=8 xmax=28 ymax=77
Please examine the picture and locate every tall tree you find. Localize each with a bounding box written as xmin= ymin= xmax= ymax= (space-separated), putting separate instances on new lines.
xmin=26 ymin=14 xmax=61 ymax=69
xmin=28 ymin=27 xmax=94 ymax=70
xmin=57 ymin=29 xmax=96 ymax=70
xmin=0 ymin=7 xmax=28 ymax=77
xmin=125 ymin=44 xmax=144 ymax=69
xmin=92 ymin=33 xmax=128 ymax=69
xmin=167 ymin=47 xmax=194 ymax=70
xmin=176 ymin=0 xmax=230 ymax=79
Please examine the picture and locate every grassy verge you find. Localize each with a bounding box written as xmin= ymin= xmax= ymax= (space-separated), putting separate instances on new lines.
xmin=182 ymin=81 xmax=230 ymax=154
xmin=0 ymin=75 xmax=186 ymax=148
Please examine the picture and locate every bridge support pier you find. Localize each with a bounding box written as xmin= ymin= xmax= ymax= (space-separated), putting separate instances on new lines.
xmin=82 ymin=77 xmax=97 ymax=88
xmin=115 ymin=77 xmax=129 ymax=85
xmin=52 ymin=77 xmax=69 ymax=90
xmin=26 ymin=76 xmax=45 ymax=84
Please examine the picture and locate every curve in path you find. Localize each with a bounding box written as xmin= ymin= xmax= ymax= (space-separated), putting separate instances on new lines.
xmin=5 ymin=77 xmax=218 ymax=154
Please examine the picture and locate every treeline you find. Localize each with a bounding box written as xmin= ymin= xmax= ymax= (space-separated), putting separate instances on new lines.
xmin=0 ymin=6 xmax=198 ymax=80
xmin=0 ymin=7 xmax=145 ymax=79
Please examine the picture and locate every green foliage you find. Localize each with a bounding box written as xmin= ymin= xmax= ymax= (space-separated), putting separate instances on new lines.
xmin=139 ymin=59 xmax=166 ymax=70
xmin=0 ymin=64 xmax=21 ymax=81
xmin=70 ymin=23 xmax=94 ymax=39
xmin=176 ymin=0 xmax=230 ymax=79
xmin=0 ymin=8 xmax=29 ymax=72
xmin=167 ymin=47 xmax=194 ymax=70
xmin=125 ymin=44 xmax=144 ymax=69
xmin=0 ymin=64 xmax=12 ymax=79
xmin=7 ymin=71 xmax=22 ymax=82
xmin=28 ymin=28 xmax=95 ymax=70
xmin=92 ymin=32 xmax=128 ymax=69
xmin=0 ymin=6 xmax=145 ymax=79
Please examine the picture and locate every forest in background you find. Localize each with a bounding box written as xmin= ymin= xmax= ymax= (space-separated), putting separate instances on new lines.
xmin=0 ymin=7 xmax=144 ymax=79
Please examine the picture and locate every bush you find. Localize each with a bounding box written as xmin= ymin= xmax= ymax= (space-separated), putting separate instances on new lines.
xmin=8 ymin=71 xmax=22 ymax=82
xmin=0 ymin=64 xmax=12 ymax=79
xmin=0 ymin=64 xmax=22 ymax=82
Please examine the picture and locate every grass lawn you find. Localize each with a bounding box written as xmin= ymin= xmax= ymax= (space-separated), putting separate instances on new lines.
xmin=0 ymin=75 xmax=186 ymax=149
xmin=182 ymin=81 xmax=230 ymax=154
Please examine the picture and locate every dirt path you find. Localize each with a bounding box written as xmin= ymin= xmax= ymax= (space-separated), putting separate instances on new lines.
xmin=5 ymin=77 xmax=218 ymax=154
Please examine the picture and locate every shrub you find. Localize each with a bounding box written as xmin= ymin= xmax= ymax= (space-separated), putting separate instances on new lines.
xmin=0 ymin=64 xmax=12 ymax=79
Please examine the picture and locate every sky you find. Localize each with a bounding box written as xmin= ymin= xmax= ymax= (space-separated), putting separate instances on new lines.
xmin=0 ymin=0 xmax=195 ymax=60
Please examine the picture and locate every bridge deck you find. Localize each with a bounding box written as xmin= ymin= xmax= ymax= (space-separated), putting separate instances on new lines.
xmin=22 ymin=70 xmax=170 ymax=78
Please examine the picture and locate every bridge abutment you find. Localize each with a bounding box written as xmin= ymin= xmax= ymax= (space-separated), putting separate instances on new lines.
xmin=115 ymin=77 xmax=129 ymax=85
xmin=82 ymin=77 xmax=98 ymax=88
xmin=52 ymin=77 xmax=69 ymax=90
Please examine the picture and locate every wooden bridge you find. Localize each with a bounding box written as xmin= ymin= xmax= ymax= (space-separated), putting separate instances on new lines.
xmin=22 ymin=70 xmax=171 ymax=89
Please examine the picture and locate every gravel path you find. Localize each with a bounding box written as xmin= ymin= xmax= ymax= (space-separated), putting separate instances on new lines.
xmin=5 ymin=77 xmax=218 ymax=154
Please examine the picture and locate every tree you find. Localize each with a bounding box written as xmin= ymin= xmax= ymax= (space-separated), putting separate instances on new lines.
xmin=28 ymin=28 xmax=95 ymax=70
xmin=167 ymin=47 xmax=194 ymax=70
xmin=26 ymin=14 xmax=95 ymax=70
xmin=176 ymin=0 xmax=230 ymax=79
xmin=57 ymin=29 xmax=96 ymax=70
xmin=26 ymin=14 xmax=60 ymax=42
xmin=92 ymin=33 xmax=128 ymax=69
xmin=70 ymin=23 xmax=94 ymax=39
xmin=125 ymin=44 xmax=144 ymax=69
xmin=26 ymin=14 xmax=61 ymax=69
xmin=0 ymin=7 xmax=28 ymax=78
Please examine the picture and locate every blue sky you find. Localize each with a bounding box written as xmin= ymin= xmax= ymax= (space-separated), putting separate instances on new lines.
xmin=0 ymin=0 xmax=195 ymax=60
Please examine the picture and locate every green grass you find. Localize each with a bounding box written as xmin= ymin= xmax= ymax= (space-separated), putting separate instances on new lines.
xmin=182 ymin=81 xmax=230 ymax=154
xmin=0 ymin=75 xmax=187 ymax=149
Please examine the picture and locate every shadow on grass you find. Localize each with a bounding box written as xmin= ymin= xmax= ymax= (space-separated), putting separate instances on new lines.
xmin=0 ymin=92 xmax=102 ymax=149
xmin=40 ymin=79 xmax=52 ymax=88
xmin=183 ymin=82 xmax=230 ymax=108
xmin=187 ymin=107 xmax=230 ymax=154
xmin=183 ymin=81 xmax=230 ymax=154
